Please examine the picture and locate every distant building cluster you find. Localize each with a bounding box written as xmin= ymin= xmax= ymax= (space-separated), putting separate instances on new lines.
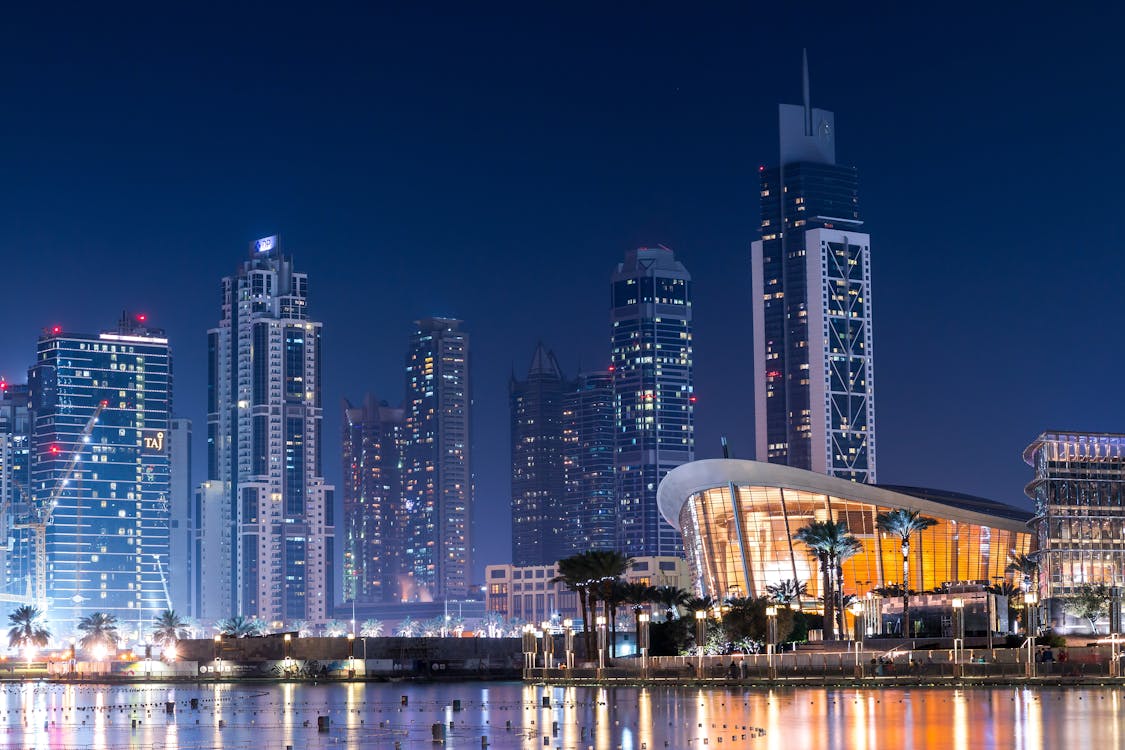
xmin=2 ymin=53 xmax=1122 ymax=644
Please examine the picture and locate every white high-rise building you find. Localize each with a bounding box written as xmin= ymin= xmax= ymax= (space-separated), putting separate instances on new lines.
xmin=751 ymin=52 xmax=876 ymax=482
xmin=202 ymin=235 xmax=334 ymax=625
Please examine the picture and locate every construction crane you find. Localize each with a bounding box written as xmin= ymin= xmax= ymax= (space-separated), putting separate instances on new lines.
xmin=14 ymin=400 xmax=107 ymax=608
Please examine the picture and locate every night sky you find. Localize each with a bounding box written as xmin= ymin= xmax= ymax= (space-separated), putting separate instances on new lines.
xmin=1 ymin=4 xmax=1122 ymax=589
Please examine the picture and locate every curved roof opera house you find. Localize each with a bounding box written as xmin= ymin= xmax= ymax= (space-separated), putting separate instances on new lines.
xmin=657 ymin=459 xmax=1034 ymax=601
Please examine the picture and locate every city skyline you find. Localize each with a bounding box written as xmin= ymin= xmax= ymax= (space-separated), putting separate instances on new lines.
xmin=0 ymin=5 xmax=1122 ymax=584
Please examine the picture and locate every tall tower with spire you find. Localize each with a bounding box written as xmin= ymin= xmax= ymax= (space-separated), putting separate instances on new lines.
xmin=509 ymin=343 xmax=567 ymax=566
xmin=751 ymin=51 xmax=876 ymax=482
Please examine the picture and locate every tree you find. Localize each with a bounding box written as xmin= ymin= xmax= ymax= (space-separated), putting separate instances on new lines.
xmin=360 ymin=619 xmax=384 ymax=637
xmin=152 ymin=610 xmax=189 ymax=646
xmin=876 ymin=509 xmax=937 ymax=638
xmin=7 ymin=605 xmax=50 ymax=651
xmin=1007 ymin=553 xmax=1039 ymax=593
xmin=619 ymin=581 xmax=656 ymax=647
xmin=396 ymin=616 xmax=417 ymax=637
xmin=1062 ymin=583 xmax=1111 ymax=633
xmin=765 ymin=579 xmax=808 ymax=607
xmin=651 ymin=586 xmax=692 ymax=622
xmin=583 ymin=550 xmax=633 ymax=657
xmin=323 ymin=620 xmax=349 ymax=637
xmin=216 ymin=615 xmax=265 ymax=638
xmin=290 ymin=620 xmax=313 ymax=638
xmin=795 ymin=520 xmax=862 ymax=641
xmin=78 ymin=612 xmax=120 ymax=653
xmin=551 ymin=554 xmax=595 ymax=657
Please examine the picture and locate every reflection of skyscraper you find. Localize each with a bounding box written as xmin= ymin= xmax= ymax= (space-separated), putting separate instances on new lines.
xmin=342 ymin=395 xmax=404 ymax=604
xmin=28 ymin=313 xmax=171 ymax=635
xmin=510 ymin=344 xmax=566 ymax=566
xmin=751 ymin=52 xmax=876 ymax=482
xmin=204 ymin=236 xmax=335 ymax=623
xmin=402 ymin=318 xmax=471 ymax=600
xmin=612 ymin=246 xmax=694 ymax=558
xmin=561 ymin=369 xmax=615 ymax=557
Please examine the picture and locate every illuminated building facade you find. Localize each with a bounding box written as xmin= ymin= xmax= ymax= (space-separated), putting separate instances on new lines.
xmin=612 ymin=246 xmax=694 ymax=558
xmin=204 ymin=235 xmax=335 ymax=624
xmin=28 ymin=314 xmax=171 ymax=636
xmin=561 ymin=369 xmax=616 ymax=556
xmin=751 ymin=52 xmax=876 ymax=482
xmin=342 ymin=394 xmax=404 ymax=604
xmin=658 ymin=459 xmax=1033 ymax=603
xmin=485 ymin=556 xmax=692 ymax=624
xmin=0 ymin=383 xmax=31 ymax=599
xmin=167 ymin=418 xmax=193 ymax=617
xmin=510 ymin=343 xmax=566 ymax=566
xmin=1025 ymin=432 xmax=1125 ymax=605
xmin=402 ymin=318 xmax=472 ymax=600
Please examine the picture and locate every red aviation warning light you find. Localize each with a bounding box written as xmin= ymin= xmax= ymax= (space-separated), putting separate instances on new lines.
xmin=136 ymin=313 xmax=147 ymax=323
xmin=51 ymin=326 xmax=61 ymax=335
xmin=49 ymin=445 xmax=60 ymax=455
xmin=689 ymin=396 xmax=697 ymax=403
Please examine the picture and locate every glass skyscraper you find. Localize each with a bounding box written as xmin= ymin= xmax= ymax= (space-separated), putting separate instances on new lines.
xmin=561 ymin=369 xmax=615 ymax=556
xmin=0 ymin=383 xmax=32 ymax=600
xmin=27 ymin=314 xmax=171 ymax=637
xmin=204 ymin=235 xmax=334 ymax=625
xmin=751 ymin=53 xmax=876 ymax=482
xmin=612 ymin=246 xmax=694 ymax=558
xmin=509 ymin=344 xmax=566 ymax=567
xmin=402 ymin=318 xmax=472 ymax=600
xmin=342 ymin=394 xmax=404 ymax=604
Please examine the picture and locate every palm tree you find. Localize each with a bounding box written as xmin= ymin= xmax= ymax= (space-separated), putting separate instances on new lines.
xmin=396 ymin=616 xmax=417 ymax=637
xmin=7 ymin=605 xmax=50 ymax=651
xmin=795 ymin=520 xmax=862 ymax=641
xmin=619 ymin=581 xmax=656 ymax=646
xmin=765 ymin=579 xmax=808 ymax=607
xmin=551 ymin=554 xmax=595 ymax=656
xmin=324 ymin=620 xmax=349 ymax=637
xmin=216 ymin=615 xmax=265 ymax=638
xmin=876 ymin=509 xmax=938 ymax=637
xmin=291 ymin=619 xmax=313 ymax=637
xmin=77 ymin=612 xmax=120 ymax=653
xmin=360 ymin=618 xmax=384 ymax=637
xmin=652 ymin=586 xmax=692 ymax=622
xmin=151 ymin=610 xmax=189 ymax=646
xmin=583 ymin=550 xmax=633 ymax=657
xmin=1007 ymin=553 xmax=1039 ymax=593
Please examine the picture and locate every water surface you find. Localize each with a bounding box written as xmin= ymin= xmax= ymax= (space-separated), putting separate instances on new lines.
xmin=0 ymin=680 xmax=1118 ymax=749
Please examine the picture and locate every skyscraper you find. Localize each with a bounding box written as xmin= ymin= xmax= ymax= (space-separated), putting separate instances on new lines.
xmin=168 ymin=418 xmax=192 ymax=617
xmin=560 ymin=369 xmax=616 ymax=557
xmin=402 ymin=318 xmax=471 ymax=600
xmin=612 ymin=246 xmax=694 ymax=558
xmin=751 ymin=52 xmax=876 ymax=482
xmin=509 ymin=344 xmax=566 ymax=566
xmin=204 ymin=235 xmax=334 ymax=624
xmin=0 ymin=382 xmax=31 ymax=599
xmin=28 ymin=313 xmax=171 ymax=635
xmin=342 ymin=394 xmax=404 ymax=604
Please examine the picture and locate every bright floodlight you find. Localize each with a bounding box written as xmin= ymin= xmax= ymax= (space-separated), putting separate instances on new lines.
xmin=92 ymin=644 xmax=108 ymax=661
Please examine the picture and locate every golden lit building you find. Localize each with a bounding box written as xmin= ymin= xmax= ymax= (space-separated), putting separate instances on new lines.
xmin=657 ymin=459 xmax=1034 ymax=602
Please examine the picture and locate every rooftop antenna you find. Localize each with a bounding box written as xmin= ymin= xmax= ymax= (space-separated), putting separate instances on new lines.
xmin=802 ymin=47 xmax=812 ymax=136
xmin=721 ymin=436 xmax=732 ymax=459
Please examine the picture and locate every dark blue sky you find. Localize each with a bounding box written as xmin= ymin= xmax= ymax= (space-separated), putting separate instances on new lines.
xmin=1 ymin=4 xmax=1122 ymax=584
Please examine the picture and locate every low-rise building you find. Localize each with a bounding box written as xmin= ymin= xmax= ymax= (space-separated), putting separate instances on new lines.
xmin=485 ymin=556 xmax=692 ymax=626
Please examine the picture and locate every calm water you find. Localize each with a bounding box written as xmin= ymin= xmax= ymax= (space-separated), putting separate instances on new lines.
xmin=0 ymin=680 xmax=1120 ymax=749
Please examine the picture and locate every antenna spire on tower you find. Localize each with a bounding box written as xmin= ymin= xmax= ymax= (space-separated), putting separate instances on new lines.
xmin=802 ymin=48 xmax=812 ymax=136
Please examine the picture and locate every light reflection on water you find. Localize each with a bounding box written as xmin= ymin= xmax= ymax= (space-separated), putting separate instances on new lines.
xmin=0 ymin=681 xmax=1121 ymax=749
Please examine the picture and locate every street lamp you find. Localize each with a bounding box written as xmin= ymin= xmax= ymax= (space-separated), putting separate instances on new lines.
xmin=951 ymin=598 xmax=965 ymax=664
xmin=695 ymin=610 xmax=707 ymax=677
xmin=562 ymin=619 xmax=574 ymax=669
xmin=540 ymin=622 xmax=554 ymax=669
xmin=1024 ymin=592 xmax=1039 ymax=677
xmin=765 ymin=606 xmax=778 ymax=675
xmin=638 ymin=613 xmax=651 ymax=673
xmin=596 ymin=615 xmax=608 ymax=670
